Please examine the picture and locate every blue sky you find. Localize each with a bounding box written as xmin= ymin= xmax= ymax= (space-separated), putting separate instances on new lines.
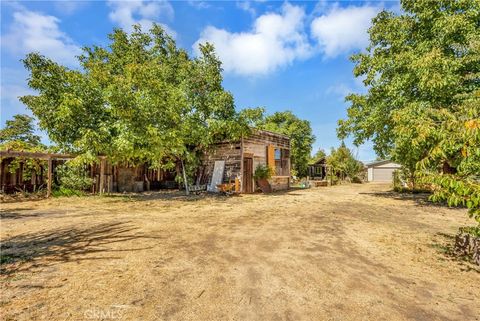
xmin=1 ymin=0 xmax=399 ymax=161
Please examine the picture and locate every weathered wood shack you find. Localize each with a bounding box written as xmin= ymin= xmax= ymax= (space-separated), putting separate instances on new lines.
xmin=204 ymin=129 xmax=291 ymax=193
xmin=307 ymin=157 xmax=327 ymax=180
xmin=0 ymin=129 xmax=291 ymax=195
xmin=0 ymin=151 xmax=179 ymax=196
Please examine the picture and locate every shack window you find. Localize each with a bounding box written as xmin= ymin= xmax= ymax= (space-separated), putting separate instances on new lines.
xmin=274 ymin=149 xmax=281 ymax=160
xmin=274 ymin=148 xmax=289 ymax=176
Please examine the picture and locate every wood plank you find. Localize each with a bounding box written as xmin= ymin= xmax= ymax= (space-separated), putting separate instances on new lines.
xmin=0 ymin=150 xmax=76 ymax=160
xmin=47 ymin=157 xmax=52 ymax=198
xmin=267 ymin=144 xmax=275 ymax=171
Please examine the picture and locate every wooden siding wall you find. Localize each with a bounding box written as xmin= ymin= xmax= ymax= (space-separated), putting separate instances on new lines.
xmin=203 ymin=142 xmax=242 ymax=184
xmin=243 ymin=131 xmax=290 ymax=176
xmin=268 ymin=176 xmax=290 ymax=191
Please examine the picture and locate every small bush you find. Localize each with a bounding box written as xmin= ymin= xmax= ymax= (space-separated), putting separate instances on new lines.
xmin=55 ymin=162 xmax=93 ymax=192
xmin=253 ymin=164 xmax=274 ymax=180
xmin=52 ymin=187 xmax=86 ymax=197
xmin=351 ymin=176 xmax=363 ymax=184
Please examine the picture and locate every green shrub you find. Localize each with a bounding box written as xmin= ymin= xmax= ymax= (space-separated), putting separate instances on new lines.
xmin=55 ymin=162 xmax=93 ymax=192
xmin=253 ymin=164 xmax=274 ymax=180
xmin=460 ymin=226 xmax=480 ymax=238
xmin=52 ymin=187 xmax=86 ymax=197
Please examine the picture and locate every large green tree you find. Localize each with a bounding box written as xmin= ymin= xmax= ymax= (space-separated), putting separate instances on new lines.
xmin=338 ymin=0 xmax=480 ymax=228
xmin=327 ymin=142 xmax=364 ymax=182
xmin=311 ymin=148 xmax=326 ymax=163
xmin=259 ymin=111 xmax=315 ymax=177
xmin=0 ymin=114 xmax=46 ymax=183
xmin=20 ymin=25 xmax=248 ymax=184
xmin=0 ymin=114 xmax=42 ymax=149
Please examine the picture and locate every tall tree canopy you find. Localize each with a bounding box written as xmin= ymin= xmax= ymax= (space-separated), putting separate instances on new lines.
xmin=20 ymin=25 xmax=247 ymax=174
xmin=338 ymin=0 xmax=480 ymax=227
xmin=0 ymin=114 xmax=42 ymax=149
xmin=254 ymin=110 xmax=315 ymax=177
xmin=311 ymin=148 xmax=326 ymax=163
xmin=327 ymin=143 xmax=364 ymax=182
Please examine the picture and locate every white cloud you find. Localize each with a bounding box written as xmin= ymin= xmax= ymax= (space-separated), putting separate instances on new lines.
xmin=0 ymin=67 xmax=37 ymax=127
xmin=2 ymin=9 xmax=81 ymax=66
xmin=107 ymin=0 xmax=175 ymax=36
xmin=188 ymin=1 xmax=210 ymax=10
xmin=54 ymin=1 xmax=89 ymax=15
xmin=326 ymin=83 xmax=352 ymax=101
xmin=311 ymin=4 xmax=381 ymax=58
xmin=194 ymin=3 xmax=312 ymax=76
xmin=236 ymin=1 xmax=256 ymax=16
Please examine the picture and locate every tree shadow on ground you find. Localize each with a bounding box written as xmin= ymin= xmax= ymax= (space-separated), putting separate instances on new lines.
xmin=0 ymin=221 xmax=163 ymax=276
xmin=0 ymin=208 xmax=38 ymax=220
xmin=359 ymin=190 xmax=452 ymax=209
xmin=0 ymin=193 xmax=48 ymax=204
xmin=102 ymin=190 xmax=233 ymax=202
xmin=430 ymin=232 xmax=480 ymax=273
xmin=262 ymin=187 xmax=309 ymax=196
xmin=102 ymin=187 xmax=308 ymax=202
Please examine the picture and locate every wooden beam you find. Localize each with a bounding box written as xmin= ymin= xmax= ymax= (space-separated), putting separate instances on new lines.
xmin=0 ymin=150 xmax=76 ymax=160
xmin=47 ymin=157 xmax=52 ymax=197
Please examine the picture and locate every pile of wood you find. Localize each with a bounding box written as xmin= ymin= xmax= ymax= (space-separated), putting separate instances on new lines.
xmin=454 ymin=231 xmax=480 ymax=266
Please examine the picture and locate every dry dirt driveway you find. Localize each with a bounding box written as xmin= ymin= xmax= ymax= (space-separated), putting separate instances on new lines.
xmin=1 ymin=183 xmax=479 ymax=321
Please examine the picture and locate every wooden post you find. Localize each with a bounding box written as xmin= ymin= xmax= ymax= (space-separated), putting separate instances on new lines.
xmin=19 ymin=161 xmax=24 ymax=186
xmin=32 ymin=171 xmax=37 ymax=192
xmin=181 ymin=159 xmax=189 ymax=196
xmin=0 ymin=159 xmax=4 ymax=193
xmin=240 ymin=136 xmax=244 ymax=193
xmin=90 ymin=165 xmax=95 ymax=193
xmin=47 ymin=157 xmax=52 ymax=197
xmin=99 ymin=157 xmax=106 ymax=194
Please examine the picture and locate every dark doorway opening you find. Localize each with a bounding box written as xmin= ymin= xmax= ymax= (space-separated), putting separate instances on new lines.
xmin=243 ymin=157 xmax=253 ymax=193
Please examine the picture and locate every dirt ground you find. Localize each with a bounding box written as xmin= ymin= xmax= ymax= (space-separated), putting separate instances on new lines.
xmin=1 ymin=183 xmax=479 ymax=321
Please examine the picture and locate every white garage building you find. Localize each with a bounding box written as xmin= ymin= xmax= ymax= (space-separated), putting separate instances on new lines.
xmin=366 ymin=160 xmax=401 ymax=182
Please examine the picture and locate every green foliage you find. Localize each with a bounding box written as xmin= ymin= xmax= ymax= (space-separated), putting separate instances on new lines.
xmin=238 ymin=107 xmax=266 ymax=128
xmin=338 ymin=0 xmax=480 ymax=156
xmin=253 ymin=164 xmax=274 ymax=180
xmin=1 ymin=114 xmax=47 ymax=184
xmin=0 ymin=114 xmax=41 ymax=147
xmin=55 ymin=162 xmax=93 ymax=192
xmin=327 ymin=143 xmax=364 ymax=182
xmin=393 ymin=170 xmax=403 ymax=192
xmin=338 ymin=0 xmax=480 ymax=227
xmin=311 ymin=148 xmax=326 ymax=163
xmin=52 ymin=188 xmax=86 ymax=197
xmin=255 ymin=110 xmax=315 ymax=177
xmin=428 ymin=174 xmax=480 ymax=226
xmin=20 ymin=24 xmax=250 ymax=184
xmin=460 ymin=226 xmax=480 ymax=238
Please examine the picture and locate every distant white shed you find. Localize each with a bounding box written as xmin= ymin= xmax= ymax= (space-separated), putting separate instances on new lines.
xmin=366 ymin=160 xmax=401 ymax=182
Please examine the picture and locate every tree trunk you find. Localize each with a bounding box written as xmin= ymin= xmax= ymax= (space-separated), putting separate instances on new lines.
xmin=442 ymin=161 xmax=457 ymax=174
xmin=99 ymin=157 xmax=106 ymax=194
xmin=181 ymin=159 xmax=189 ymax=196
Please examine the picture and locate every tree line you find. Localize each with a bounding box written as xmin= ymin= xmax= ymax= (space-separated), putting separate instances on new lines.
xmin=338 ymin=0 xmax=480 ymax=234
xmin=1 ymin=24 xmax=316 ymax=184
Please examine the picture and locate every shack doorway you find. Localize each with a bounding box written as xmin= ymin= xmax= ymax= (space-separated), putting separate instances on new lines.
xmin=243 ymin=156 xmax=253 ymax=193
